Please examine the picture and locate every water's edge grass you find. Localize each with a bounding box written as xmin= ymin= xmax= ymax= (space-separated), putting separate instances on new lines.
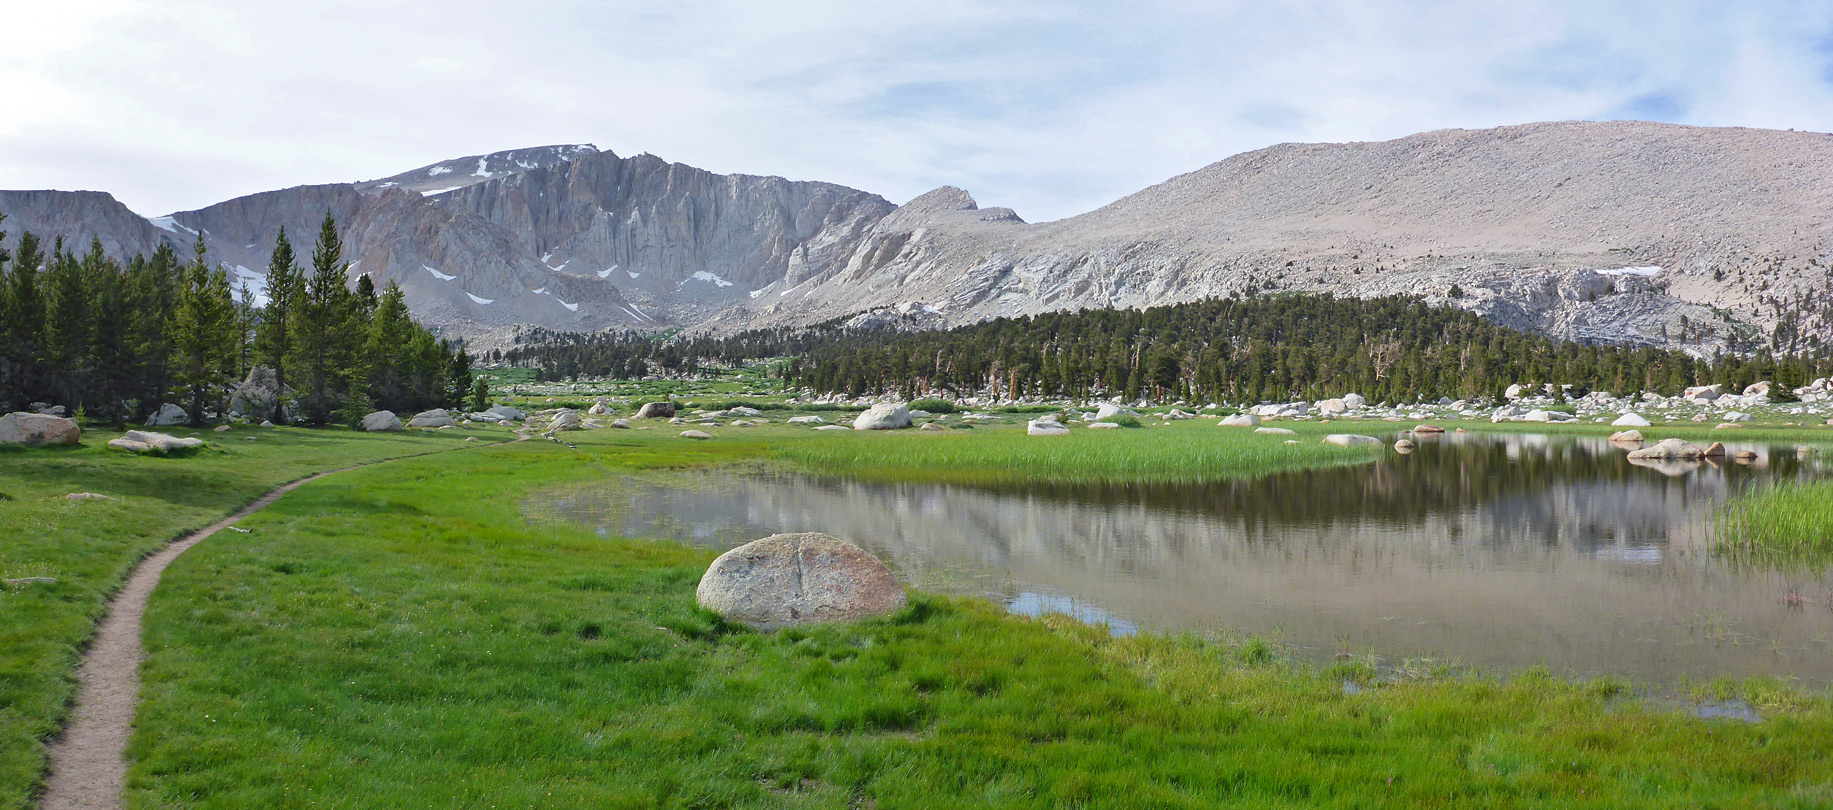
xmin=123 ymin=425 xmax=1833 ymax=808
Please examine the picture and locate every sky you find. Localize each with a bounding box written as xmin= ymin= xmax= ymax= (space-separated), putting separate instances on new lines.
xmin=4 ymin=1 xmax=1833 ymax=223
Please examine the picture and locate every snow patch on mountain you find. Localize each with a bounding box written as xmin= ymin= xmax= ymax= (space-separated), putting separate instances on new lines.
xmin=424 ymin=265 xmax=457 ymax=281
xmin=687 ymin=271 xmax=734 ymax=288
xmin=466 ymin=292 xmax=494 ymax=305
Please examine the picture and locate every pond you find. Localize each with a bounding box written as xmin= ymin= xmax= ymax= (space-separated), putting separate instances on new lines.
xmin=527 ymin=432 xmax=1833 ymax=685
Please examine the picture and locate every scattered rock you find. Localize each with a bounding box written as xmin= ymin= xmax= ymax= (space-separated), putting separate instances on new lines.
xmin=1703 ymin=441 xmax=1727 ymax=458
xmin=853 ymin=403 xmax=912 ymax=431
xmin=1027 ymin=419 xmax=1071 ymax=436
xmin=730 ymin=406 xmax=764 ymax=417
xmin=1253 ymin=427 xmax=1296 ymax=436
xmin=0 ymin=412 xmax=82 ymax=446
xmin=1412 ymin=424 xmax=1445 ymax=434
xmin=1742 ymin=381 xmax=1771 ymax=398
xmin=64 ymin=492 xmax=111 ymax=501
xmin=1219 ymin=414 xmax=1260 ymax=427
xmin=1394 ymin=438 xmax=1417 ymax=451
xmin=787 ymin=415 xmax=827 ymax=425
xmin=260 ymin=420 xmax=276 ymax=428
xmin=635 ymin=402 xmax=676 ymax=419
xmin=918 ymin=422 xmax=947 ymax=431
xmin=814 ymin=425 xmax=851 ymax=431
xmin=1734 ymin=450 xmax=1760 ymax=463
xmin=549 ymin=410 xmax=582 ymax=431
xmin=1608 ymin=429 xmax=1644 ymax=444
xmin=146 ymin=403 xmax=189 ymax=426
xmin=1520 ymin=410 xmax=1553 ymax=422
xmin=609 ymin=419 xmax=631 ymax=429
xmin=1627 ymin=438 xmax=1705 ymax=460
xmin=361 ymin=410 xmax=404 ymax=431
xmin=408 ymin=409 xmax=456 ymax=428
xmin=213 ymin=425 xmax=231 ymax=433
xmin=464 ymin=436 xmax=477 ymax=442
xmin=587 ymin=400 xmax=613 ymax=416
xmin=1343 ymin=393 xmax=1367 ymax=410
xmin=107 ymin=430 xmax=206 ymax=454
xmin=695 ymin=532 xmax=906 ymax=631
xmin=1323 ymin=434 xmax=1381 ymax=447
xmin=1612 ymin=412 xmax=1651 ymax=427
xmin=1713 ymin=422 xmax=1741 ymax=430
xmin=1086 ymin=422 xmax=1120 ymax=429
xmin=1095 ymin=403 xmax=1138 ymax=420
xmin=679 ymin=430 xmax=713 ymax=439
xmin=1723 ymin=411 xmax=1752 ymax=422
xmin=1315 ymin=398 xmax=1347 ymax=416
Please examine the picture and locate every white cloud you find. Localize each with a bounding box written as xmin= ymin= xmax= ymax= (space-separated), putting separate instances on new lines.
xmin=2 ymin=1 xmax=1831 ymax=221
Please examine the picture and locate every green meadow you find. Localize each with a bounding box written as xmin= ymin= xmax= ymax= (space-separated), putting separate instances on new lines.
xmin=5 ymin=415 xmax=1833 ymax=807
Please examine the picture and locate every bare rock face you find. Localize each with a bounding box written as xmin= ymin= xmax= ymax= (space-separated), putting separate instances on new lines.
xmin=146 ymin=403 xmax=189 ymax=426
xmin=229 ymin=366 xmax=287 ymax=421
xmin=0 ymin=412 xmax=81 ymax=446
xmin=696 ymin=532 xmax=906 ymax=631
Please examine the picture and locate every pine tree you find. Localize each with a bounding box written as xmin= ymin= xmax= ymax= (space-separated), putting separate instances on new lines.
xmin=254 ymin=227 xmax=303 ymax=422
xmin=3 ymin=232 xmax=47 ymax=408
xmin=290 ymin=213 xmax=350 ymax=425
xmin=168 ymin=237 xmax=235 ymax=424
xmin=43 ymin=240 xmax=99 ymax=410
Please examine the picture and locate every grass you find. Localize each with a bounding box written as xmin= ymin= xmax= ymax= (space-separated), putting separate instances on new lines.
xmin=1716 ymin=479 xmax=1833 ymax=566
xmin=0 ymin=423 xmax=498 ymax=810
xmin=123 ymin=432 xmax=1833 ymax=808
xmin=772 ymin=419 xmax=1383 ymax=485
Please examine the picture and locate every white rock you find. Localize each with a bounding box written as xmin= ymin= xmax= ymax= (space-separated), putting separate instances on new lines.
xmin=1611 ymin=412 xmax=1651 ymax=427
xmin=361 ymin=410 xmax=403 ymax=431
xmin=146 ymin=403 xmax=189 ymax=426
xmin=787 ymin=415 xmax=827 ymax=425
xmin=1219 ymin=414 xmax=1260 ymax=427
xmin=0 ymin=412 xmax=81 ymax=446
xmin=1253 ymin=427 xmax=1296 ymax=436
xmin=1343 ymin=393 xmax=1367 ymax=410
xmin=1323 ymin=434 xmax=1382 ymax=447
xmin=107 ymin=430 xmax=205 ymax=453
xmin=854 ymin=403 xmax=913 ymax=430
xmin=1027 ymin=419 xmax=1071 ymax=436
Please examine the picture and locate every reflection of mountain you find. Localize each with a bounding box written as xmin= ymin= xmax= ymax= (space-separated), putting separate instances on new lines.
xmin=534 ymin=435 xmax=1833 ymax=684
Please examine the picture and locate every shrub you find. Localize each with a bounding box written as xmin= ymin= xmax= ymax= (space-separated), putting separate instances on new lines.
xmin=1110 ymin=415 xmax=1143 ymax=428
xmin=908 ymin=398 xmax=958 ymax=414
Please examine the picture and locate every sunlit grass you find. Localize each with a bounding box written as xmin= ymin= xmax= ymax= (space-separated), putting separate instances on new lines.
xmin=123 ymin=439 xmax=1833 ymax=808
xmin=0 ymin=424 xmax=494 ymax=810
xmin=1715 ymin=479 xmax=1833 ymax=567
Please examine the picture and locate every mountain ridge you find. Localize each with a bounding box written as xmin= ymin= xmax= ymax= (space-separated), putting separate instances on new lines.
xmin=3 ymin=120 xmax=1830 ymax=356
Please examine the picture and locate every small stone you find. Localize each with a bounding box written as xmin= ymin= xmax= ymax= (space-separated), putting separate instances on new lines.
xmin=679 ymin=430 xmax=713 ymax=439
xmin=213 ymin=425 xmax=231 ymax=433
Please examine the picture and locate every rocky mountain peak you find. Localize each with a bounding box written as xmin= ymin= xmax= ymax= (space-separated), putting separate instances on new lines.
xmin=356 ymin=143 xmax=601 ymax=195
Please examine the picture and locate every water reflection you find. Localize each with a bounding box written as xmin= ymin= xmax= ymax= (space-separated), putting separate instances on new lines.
xmin=529 ymin=433 xmax=1833 ymax=685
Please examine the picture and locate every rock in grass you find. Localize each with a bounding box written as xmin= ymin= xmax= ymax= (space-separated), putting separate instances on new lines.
xmin=787 ymin=415 xmax=827 ymax=425
xmin=146 ymin=403 xmax=189 ymax=426
xmin=1412 ymin=424 xmax=1445 ymax=434
xmin=362 ymin=410 xmax=404 ymax=431
xmin=1323 ymin=434 xmax=1381 ymax=447
xmin=107 ymin=430 xmax=205 ymax=454
xmin=853 ymin=403 xmax=912 ymax=430
xmin=679 ymin=430 xmax=713 ymax=439
xmin=814 ymin=425 xmax=850 ymax=431
xmin=408 ymin=409 xmax=456 ymax=428
xmin=549 ymin=410 xmax=582 ymax=432
xmin=1254 ymin=427 xmax=1296 ymax=436
xmin=1219 ymin=414 xmax=1260 ymax=427
xmin=696 ymin=532 xmax=906 ymax=631
xmin=1627 ymin=438 xmax=1705 ymax=460
xmin=634 ymin=402 xmax=675 ymax=419
xmin=1086 ymin=422 xmax=1120 ymax=429
xmin=609 ymin=419 xmax=631 ymax=429
xmin=918 ymin=422 xmax=947 ymax=431
xmin=0 ymin=412 xmax=82 ymax=446
xmin=65 ymin=492 xmax=111 ymax=501
xmin=1027 ymin=419 xmax=1071 ymax=436
xmin=1608 ymin=429 xmax=1644 ymax=445
xmin=1612 ymin=412 xmax=1651 ymax=427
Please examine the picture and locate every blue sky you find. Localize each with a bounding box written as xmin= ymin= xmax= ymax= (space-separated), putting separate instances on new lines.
xmin=3 ymin=0 xmax=1831 ymax=222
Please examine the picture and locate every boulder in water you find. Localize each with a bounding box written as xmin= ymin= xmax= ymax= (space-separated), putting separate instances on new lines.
xmin=1627 ymin=438 xmax=1705 ymax=460
xmin=1323 ymin=434 xmax=1381 ymax=447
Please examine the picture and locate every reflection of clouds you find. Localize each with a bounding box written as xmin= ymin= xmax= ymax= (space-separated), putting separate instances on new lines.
xmin=533 ymin=435 xmax=1833 ymax=684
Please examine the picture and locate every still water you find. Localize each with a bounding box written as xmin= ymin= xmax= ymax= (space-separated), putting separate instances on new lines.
xmin=528 ymin=432 xmax=1833 ymax=685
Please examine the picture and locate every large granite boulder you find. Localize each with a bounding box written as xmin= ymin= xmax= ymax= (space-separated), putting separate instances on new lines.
xmin=787 ymin=415 xmax=827 ymax=425
xmin=853 ymin=403 xmax=912 ymax=430
xmin=1343 ymin=393 xmax=1367 ymax=410
xmin=1612 ymin=412 xmax=1651 ymax=427
xmin=1627 ymin=438 xmax=1705 ymax=460
xmin=1094 ymin=403 xmax=1138 ymax=421
xmin=1323 ymin=434 xmax=1382 ymax=447
xmin=228 ymin=366 xmax=287 ymax=421
xmin=1219 ymin=414 xmax=1260 ymax=427
xmin=407 ymin=408 xmax=455 ymax=428
xmin=587 ymin=399 xmax=614 ymax=416
xmin=696 ymin=532 xmax=906 ymax=630
xmin=1027 ymin=419 xmax=1071 ymax=436
xmin=634 ymin=402 xmax=675 ymax=419
xmin=549 ymin=409 xmax=582 ymax=431
xmin=362 ymin=410 xmax=404 ymax=431
xmin=483 ymin=404 xmax=525 ymax=421
xmin=1314 ymin=398 xmax=1347 ymax=416
xmin=0 ymin=412 xmax=81 ymax=446
xmin=107 ymin=430 xmax=205 ymax=454
xmin=146 ymin=403 xmax=189 ymax=426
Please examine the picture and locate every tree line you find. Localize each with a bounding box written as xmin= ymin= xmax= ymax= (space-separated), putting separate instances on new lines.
xmin=505 ymin=295 xmax=1833 ymax=404
xmin=0 ymin=211 xmax=474 ymax=426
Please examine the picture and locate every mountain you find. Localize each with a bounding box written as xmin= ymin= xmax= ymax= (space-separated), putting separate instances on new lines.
xmin=2 ymin=121 xmax=1830 ymax=355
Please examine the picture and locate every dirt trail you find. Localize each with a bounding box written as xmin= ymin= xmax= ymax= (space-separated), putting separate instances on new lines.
xmin=38 ymin=434 xmax=528 ymax=810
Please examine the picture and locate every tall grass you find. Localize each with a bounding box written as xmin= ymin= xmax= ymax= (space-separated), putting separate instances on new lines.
xmin=123 ymin=437 xmax=1833 ymax=808
xmin=776 ymin=420 xmax=1383 ymax=485
xmin=1716 ymin=478 xmax=1833 ymax=566
xmin=0 ymin=425 xmax=491 ymax=809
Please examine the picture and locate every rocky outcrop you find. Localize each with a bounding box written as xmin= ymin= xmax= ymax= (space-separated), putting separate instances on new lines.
xmin=0 ymin=412 xmax=81 ymax=446
xmin=362 ymin=410 xmax=403 ymax=431
xmin=695 ymin=532 xmax=906 ymax=630
xmin=634 ymin=402 xmax=675 ymax=419
xmin=107 ymin=430 xmax=204 ymax=454
xmin=228 ymin=366 xmax=287 ymax=421
xmin=146 ymin=404 xmax=188 ymax=426
xmin=853 ymin=403 xmax=911 ymax=430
